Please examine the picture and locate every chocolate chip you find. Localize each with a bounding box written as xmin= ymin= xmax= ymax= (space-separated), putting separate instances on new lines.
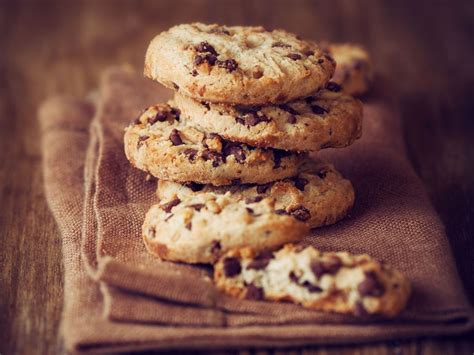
xmin=256 ymin=183 xmax=272 ymax=194
xmin=183 ymin=148 xmax=198 ymax=161
xmin=195 ymin=53 xmax=217 ymax=66
xmin=358 ymin=271 xmax=385 ymax=297
xmin=223 ymin=257 xmax=241 ymax=277
xmin=251 ymin=113 xmax=270 ymax=126
xmin=132 ymin=116 xmax=142 ymax=125
xmin=204 ymin=53 xmax=217 ymax=65
xmin=137 ymin=135 xmax=149 ymax=148
xmin=236 ymin=111 xmax=270 ymax=127
xmin=169 ymin=129 xmax=183 ymax=146
xmin=206 ymin=132 xmax=220 ymax=140
xmin=194 ymin=55 xmax=204 ymax=65
xmin=196 ymin=41 xmax=218 ymax=55
xmin=246 ymin=258 xmax=268 ymax=270
xmin=217 ymin=59 xmax=238 ymax=73
xmin=184 ymin=182 xmax=204 ymax=192
xmin=304 ymin=50 xmax=315 ymax=56
xmin=185 ymin=221 xmax=192 ymax=230
xmin=170 ymin=108 xmax=181 ymax=119
xmin=272 ymin=41 xmax=291 ymax=48
xmin=257 ymin=250 xmax=274 ymax=260
xmin=245 ymin=196 xmax=263 ymax=204
xmin=210 ymin=240 xmax=221 ymax=255
xmin=252 ymin=68 xmax=264 ymax=79
xmin=275 ymin=209 xmax=289 ymax=215
xmin=160 ymin=198 xmax=181 ymax=213
xmin=287 ymin=115 xmax=297 ymax=124
xmin=311 ymin=105 xmax=328 ymax=115
xmin=235 ymin=105 xmax=261 ymax=115
xmin=293 ymin=177 xmax=309 ymax=191
xmin=246 ymin=207 xmax=255 ymax=215
xmin=273 ymin=150 xmax=291 ymax=169
xmin=324 ymin=256 xmax=342 ymax=274
xmin=202 ymin=149 xmax=224 ymax=167
xmin=278 ymin=104 xmax=299 ymax=115
xmin=172 ymin=82 xmax=179 ymax=90
xmin=289 ymin=271 xmax=299 ymax=283
xmin=310 ymin=256 xmax=342 ymax=278
xmin=201 ymin=101 xmax=210 ymax=110
xmin=305 ymin=96 xmax=315 ymax=104
xmin=189 ymin=203 xmax=205 ymax=211
xmin=191 ymin=69 xmax=198 ymax=76
xmin=302 ymin=281 xmax=323 ymax=293
xmin=326 ymin=81 xmax=342 ymax=92
xmin=155 ymin=110 xmax=169 ymax=123
xmin=310 ymin=260 xmax=325 ymax=278
xmin=245 ymin=284 xmax=264 ymax=300
xmin=223 ymin=142 xmax=246 ymax=163
xmin=287 ymin=53 xmax=302 ymax=60
xmin=289 ymin=206 xmax=311 ymax=221
xmin=317 ymin=169 xmax=327 ymax=179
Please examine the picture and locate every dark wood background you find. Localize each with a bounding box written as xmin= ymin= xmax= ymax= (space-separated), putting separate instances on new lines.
xmin=1 ymin=0 xmax=473 ymax=354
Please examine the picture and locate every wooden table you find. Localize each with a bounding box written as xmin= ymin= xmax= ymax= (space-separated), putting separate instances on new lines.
xmin=1 ymin=1 xmax=473 ymax=354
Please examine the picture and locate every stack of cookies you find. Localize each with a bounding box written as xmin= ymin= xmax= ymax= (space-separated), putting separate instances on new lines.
xmin=124 ymin=23 xmax=410 ymax=317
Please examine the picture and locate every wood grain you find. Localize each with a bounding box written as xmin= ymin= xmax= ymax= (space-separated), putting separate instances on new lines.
xmin=0 ymin=1 xmax=473 ymax=354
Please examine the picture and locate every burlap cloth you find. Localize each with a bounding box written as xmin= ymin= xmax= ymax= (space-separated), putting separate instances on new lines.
xmin=40 ymin=67 xmax=473 ymax=353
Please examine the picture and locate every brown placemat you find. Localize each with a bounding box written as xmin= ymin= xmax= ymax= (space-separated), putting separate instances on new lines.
xmin=40 ymin=67 xmax=473 ymax=353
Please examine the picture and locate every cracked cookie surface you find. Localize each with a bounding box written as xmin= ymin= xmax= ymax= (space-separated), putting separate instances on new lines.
xmin=157 ymin=159 xmax=355 ymax=229
xmin=145 ymin=23 xmax=335 ymax=104
xmin=214 ymin=244 xmax=411 ymax=317
xmin=124 ymin=103 xmax=306 ymax=186
xmin=142 ymin=194 xmax=308 ymax=264
xmin=173 ymin=87 xmax=363 ymax=152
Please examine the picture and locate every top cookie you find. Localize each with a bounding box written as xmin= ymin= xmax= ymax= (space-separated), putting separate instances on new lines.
xmin=144 ymin=23 xmax=336 ymax=105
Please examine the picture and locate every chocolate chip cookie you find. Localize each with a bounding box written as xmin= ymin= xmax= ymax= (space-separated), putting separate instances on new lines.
xmin=124 ymin=103 xmax=306 ymax=186
xmin=326 ymin=43 xmax=373 ymax=96
xmin=144 ymin=23 xmax=335 ymax=104
xmin=157 ymin=159 xmax=355 ymax=228
xmin=173 ymin=87 xmax=363 ymax=152
xmin=142 ymin=194 xmax=309 ymax=264
xmin=214 ymin=244 xmax=411 ymax=317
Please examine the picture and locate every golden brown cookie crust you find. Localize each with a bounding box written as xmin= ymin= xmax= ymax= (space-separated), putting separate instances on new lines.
xmin=143 ymin=195 xmax=308 ymax=264
xmin=145 ymin=23 xmax=335 ymax=104
xmin=124 ymin=103 xmax=306 ymax=186
xmin=173 ymin=88 xmax=363 ymax=152
xmin=157 ymin=159 xmax=355 ymax=229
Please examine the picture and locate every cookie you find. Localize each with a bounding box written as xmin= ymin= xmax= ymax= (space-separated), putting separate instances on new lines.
xmin=214 ymin=244 xmax=411 ymax=318
xmin=144 ymin=23 xmax=335 ymax=105
xmin=124 ymin=103 xmax=306 ymax=186
xmin=173 ymin=87 xmax=363 ymax=152
xmin=157 ymin=159 xmax=354 ymax=229
xmin=325 ymin=43 xmax=373 ymax=96
xmin=142 ymin=194 xmax=309 ymax=264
